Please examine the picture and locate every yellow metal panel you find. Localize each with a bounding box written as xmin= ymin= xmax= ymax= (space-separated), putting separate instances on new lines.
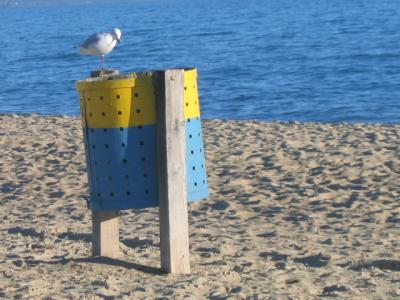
xmin=184 ymin=68 xmax=201 ymax=119
xmin=130 ymin=79 xmax=156 ymax=126
xmin=77 ymin=75 xmax=156 ymax=128
xmin=76 ymin=69 xmax=201 ymax=128
xmin=84 ymin=87 xmax=132 ymax=128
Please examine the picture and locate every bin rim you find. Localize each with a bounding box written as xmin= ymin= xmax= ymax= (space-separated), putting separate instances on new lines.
xmin=183 ymin=67 xmax=197 ymax=80
xmin=76 ymin=74 xmax=135 ymax=91
xmin=76 ymin=68 xmax=197 ymax=91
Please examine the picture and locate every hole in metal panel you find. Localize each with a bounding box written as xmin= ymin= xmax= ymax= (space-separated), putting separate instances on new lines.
xmin=103 ymin=128 xmax=107 ymax=132
xmin=139 ymin=141 xmax=144 ymax=146
xmin=92 ymin=145 xmax=96 ymax=149
xmin=101 ymin=112 xmax=106 ymax=117
xmin=141 ymin=157 xmax=146 ymax=162
xmin=134 ymin=92 xmax=139 ymax=97
xmin=125 ymin=174 xmax=129 ymax=179
xmin=110 ymin=192 xmax=114 ymax=197
xmin=105 ymin=144 xmax=109 ymax=148
xmin=126 ymin=191 xmax=131 ymax=196
xmin=123 ymin=159 xmax=127 ymax=164
xmin=122 ymin=143 xmax=126 ymax=147
xmin=145 ymin=189 xmax=149 ymax=194
xmin=136 ymin=109 xmax=141 ymax=114
xmin=100 ymin=96 xmax=103 ymax=100
xmin=143 ymin=173 xmax=148 ymax=178
xmin=118 ymin=111 xmax=122 ymax=115
xmin=120 ymin=127 xmax=123 ymax=131
xmin=138 ymin=125 xmax=143 ymax=130
xmin=116 ymin=95 xmax=120 ymax=99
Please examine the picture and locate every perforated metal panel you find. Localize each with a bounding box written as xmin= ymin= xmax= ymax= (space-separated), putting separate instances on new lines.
xmin=77 ymin=68 xmax=208 ymax=211
xmin=86 ymin=125 xmax=158 ymax=211
xmin=186 ymin=117 xmax=208 ymax=202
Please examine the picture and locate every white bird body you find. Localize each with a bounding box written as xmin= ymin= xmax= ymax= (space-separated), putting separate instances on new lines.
xmin=80 ymin=32 xmax=118 ymax=56
xmin=79 ymin=28 xmax=122 ymax=70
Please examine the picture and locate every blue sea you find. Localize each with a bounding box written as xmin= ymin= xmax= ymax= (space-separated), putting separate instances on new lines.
xmin=1 ymin=0 xmax=400 ymax=123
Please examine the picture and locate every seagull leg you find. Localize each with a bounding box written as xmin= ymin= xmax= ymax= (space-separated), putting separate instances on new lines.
xmin=100 ymin=55 xmax=105 ymax=77
xmin=101 ymin=55 xmax=105 ymax=69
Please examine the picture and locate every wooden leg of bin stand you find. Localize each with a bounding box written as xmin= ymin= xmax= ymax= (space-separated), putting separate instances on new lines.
xmin=89 ymin=71 xmax=119 ymax=260
xmin=155 ymin=69 xmax=190 ymax=274
xmin=92 ymin=210 xmax=120 ymax=258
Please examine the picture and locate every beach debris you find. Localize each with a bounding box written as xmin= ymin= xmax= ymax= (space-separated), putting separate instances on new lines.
xmin=259 ymin=251 xmax=288 ymax=261
xmin=79 ymin=28 xmax=122 ymax=70
xmin=322 ymin=285 xmax=349 ymax=295
xmin=349 ymin=259 xmax=400 ymax=272
xmin=294 ymin=253 xmax=331 ymax=268
xmin=285 ymin=278 xmax=300 ymax=285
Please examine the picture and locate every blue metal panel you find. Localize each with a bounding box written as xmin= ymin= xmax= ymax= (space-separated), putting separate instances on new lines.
xmin=186 ymin=117 xmax=209 ymax=202
xmin=83 ymin=118 xmax=208 ymax=210
xmin=86 ymin=125 xmax=158 ymax=211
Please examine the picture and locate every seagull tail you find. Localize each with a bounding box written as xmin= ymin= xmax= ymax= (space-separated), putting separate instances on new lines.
xmin=79 ymin=47 xmax=91 ymax=55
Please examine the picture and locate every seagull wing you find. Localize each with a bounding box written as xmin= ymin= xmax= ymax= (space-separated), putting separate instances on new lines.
xmin=80 ymin=33 xmax=102 ymax=49
xmin=79 ymin=32 xmax=116 ymax=56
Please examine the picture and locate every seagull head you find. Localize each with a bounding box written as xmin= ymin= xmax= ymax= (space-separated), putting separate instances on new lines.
xmin=112 ymin=28 xmax=122 ymax=44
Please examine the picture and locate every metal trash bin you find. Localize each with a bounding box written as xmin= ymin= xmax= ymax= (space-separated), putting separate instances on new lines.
xmin=76 ymin=68 xmax=208 ymax=211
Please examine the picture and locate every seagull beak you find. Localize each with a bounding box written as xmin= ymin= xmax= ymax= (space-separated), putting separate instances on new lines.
xmin=116 ymin=38 xmax=121 ymax=44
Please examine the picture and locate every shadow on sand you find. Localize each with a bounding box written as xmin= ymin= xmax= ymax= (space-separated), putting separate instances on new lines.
xmin=27 ymin=256 xmax=163 ymax=275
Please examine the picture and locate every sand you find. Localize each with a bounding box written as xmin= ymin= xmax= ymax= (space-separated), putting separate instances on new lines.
xmin=0 ymin=114 xmax=399 ymax=299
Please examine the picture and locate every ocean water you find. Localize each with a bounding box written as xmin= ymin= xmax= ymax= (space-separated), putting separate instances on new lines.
xmin=1 ymin=0 xmax=400 ymax=123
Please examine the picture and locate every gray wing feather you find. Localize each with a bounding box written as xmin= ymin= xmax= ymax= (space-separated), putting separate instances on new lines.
xmin=80 ymin=33 xmax=102 ymax=49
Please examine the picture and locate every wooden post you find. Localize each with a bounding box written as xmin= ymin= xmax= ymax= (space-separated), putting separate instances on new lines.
xmin=155 ymin=69 xmax=191 ymax=274
xmin=92 ymin=211 xmax=119 ymax=258
xmin=90 ymin=70 xmax=120 ymax=259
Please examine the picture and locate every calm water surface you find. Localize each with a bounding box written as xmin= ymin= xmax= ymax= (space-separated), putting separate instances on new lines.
xmin=1 ymin=0 xmax=400 ymax=123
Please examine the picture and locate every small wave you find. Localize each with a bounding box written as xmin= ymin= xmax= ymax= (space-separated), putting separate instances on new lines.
xmin=194 ymin=31 xmax=235 ymax=37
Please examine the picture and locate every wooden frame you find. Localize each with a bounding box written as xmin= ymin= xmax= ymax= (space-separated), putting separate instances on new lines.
xmin=91 ymin=69 xmax=191 ymax=274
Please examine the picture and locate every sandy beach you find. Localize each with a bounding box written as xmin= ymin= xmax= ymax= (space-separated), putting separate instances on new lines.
xmin=0 ymin=114 xmax=399 ymax=299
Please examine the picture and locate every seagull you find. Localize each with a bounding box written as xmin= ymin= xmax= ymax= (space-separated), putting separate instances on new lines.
xmin=79 ymin=28 xmax=122 ymax=70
